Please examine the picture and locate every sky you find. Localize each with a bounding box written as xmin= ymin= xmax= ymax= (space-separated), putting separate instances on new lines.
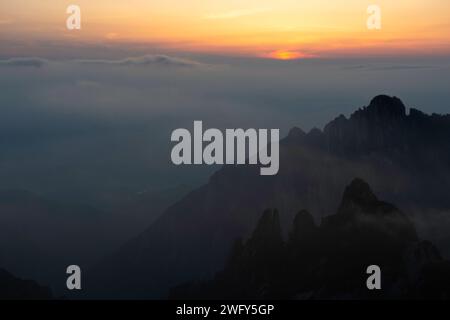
xmin=0 ymin=1 xmax=449 ymax=201
xmin=1 ymin=0 xmax=450 ymax=58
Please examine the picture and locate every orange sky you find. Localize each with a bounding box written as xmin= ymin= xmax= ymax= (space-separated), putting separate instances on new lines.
xmin=1 ymin=0 xmax=450 ymax=58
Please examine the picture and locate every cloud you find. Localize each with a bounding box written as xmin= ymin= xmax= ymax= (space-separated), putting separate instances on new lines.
xmin=76 ymin=54 xmax=203 ymax=67
xmin=204 ymin=8 xmax=271 ymax=20
xmin=0 ymin=57 xmax=48 ymax=68
xmin=370 ymin=65 xmax=434 ymax=71
xmin=342 ymin=64 xmax=435 ymax=71
xmin=0 ymin=54 xmax=204 ymax=69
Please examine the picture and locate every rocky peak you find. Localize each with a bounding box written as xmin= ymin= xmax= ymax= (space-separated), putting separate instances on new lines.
xmin=320 ymin=95 xmax=412 ymax=155
xmin=340 ymin=178 xmax=379 ymax=209
xmin=325 ymin=178 xmax=419 ymax=243
xmin=289 ymin=210 xmax=317 ymax=243
xmin=251 ymin=209 xmax=282 ymax=241
xmin=247 ymin=209 xmax=283 ymax=251
xmin=363 ymin=95 xmax=407 ymax=119
xmin=170 ymin=179 xmax=450 ymax=300
xmin=287 ymin=127 xmax=306 ymax=140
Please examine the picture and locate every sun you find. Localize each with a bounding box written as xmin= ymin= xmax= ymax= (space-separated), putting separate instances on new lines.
xmin=265 ymin=50 xmax=315 ymax=60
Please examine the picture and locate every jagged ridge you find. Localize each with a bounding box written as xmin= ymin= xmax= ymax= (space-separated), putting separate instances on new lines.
xmin=88 ymin=95 xmax=450 ymax=299
xmin=170 ymin=179 xmax=450 ymax=300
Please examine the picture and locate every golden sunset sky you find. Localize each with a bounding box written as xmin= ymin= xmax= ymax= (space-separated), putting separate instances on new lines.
xmin=1 ymin=0 xmax=450 ymax=58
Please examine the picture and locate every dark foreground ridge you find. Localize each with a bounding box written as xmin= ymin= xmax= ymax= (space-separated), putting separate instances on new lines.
xmin=0 ymin=268 xmax=52 ymax=300
xmin=170 ymin=179 xmax=450 ymax=299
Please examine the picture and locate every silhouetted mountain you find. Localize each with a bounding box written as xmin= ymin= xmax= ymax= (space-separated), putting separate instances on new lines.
xmin=170 ymin=179 xmax=450 ymax=299
xmin=107 ymin=184 xmax=192 ymax=237
xmin=88 ymin=95 xmax=450 ymax=298
xmin=0 ymin=268 xmax=52 ymax=300
xmin=0 ymin=189 xmax=108 ymax=289
xmin=286 ymin=95 xmax=450 ymax=158
xmin=0 ymin=184 xmax=191 ymax=296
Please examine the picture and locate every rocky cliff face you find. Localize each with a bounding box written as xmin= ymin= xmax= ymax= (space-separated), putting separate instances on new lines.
xmin=170 ymin=179 xmax=450 ymax=300
xmin=88 ymin=96 xmax=450 ymax=298
xmin=324 ymin=95 xmax=411 ymax=154
xmin=304 ymin=95 xmax=450 ymax=157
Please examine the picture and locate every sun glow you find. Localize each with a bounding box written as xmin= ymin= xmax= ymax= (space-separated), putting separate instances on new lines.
xmin=266 ymin=50 xmax=315 ymax=60
xmin=2 ymin=0 xmax=450 ymax=58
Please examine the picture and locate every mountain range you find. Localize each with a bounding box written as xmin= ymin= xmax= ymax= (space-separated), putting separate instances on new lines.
xmin=0 ymin=184 xmax=190 ymax=295
xmin=170 ymin=179 xmax=450 ymax=299
xmin=87 ymin=95 xmax=450 ymax=298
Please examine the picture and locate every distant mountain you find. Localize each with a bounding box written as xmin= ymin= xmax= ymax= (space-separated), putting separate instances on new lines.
xmin=88 ymin=95 xmax=450 ymax=298
xmin=0 ymin=184 xmax=190 ymax=293
xmin=0 ymin=268 xmax=52 ymax=300
xmin=170 ymin=179 xmax=450 ymax=299
xmin=107 ymin=184 xmax=192 ymax=237
xmin=0 ymin=189 xmax=105 ymax=288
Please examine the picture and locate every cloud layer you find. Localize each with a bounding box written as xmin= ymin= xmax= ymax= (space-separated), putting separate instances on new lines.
xmin=0 ymin=57 xmax=48 ymax=68
xmin=76 ymin=54 xmax=202 ymax=67
xmin=0 ymin=55 xmax=203 ymax=68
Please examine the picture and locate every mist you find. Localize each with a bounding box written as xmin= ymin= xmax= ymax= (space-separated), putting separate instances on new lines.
xmin=1 ymin=53 xmax=449 ymax=204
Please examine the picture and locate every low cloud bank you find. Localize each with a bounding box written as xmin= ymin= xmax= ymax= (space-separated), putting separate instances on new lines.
xmin=0 ymin=54 xmax=203 ymax=68
xmin=0 ymin=57 xmax=48 ymax=68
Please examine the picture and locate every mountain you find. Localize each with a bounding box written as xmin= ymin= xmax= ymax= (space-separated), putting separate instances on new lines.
xmin=106 ymin=184 xmax=192 ymax=237
xmin=0 ymin=183 xmax=191 ymax=296
xmin=0 ymin=189 xmax=105 ymax=289
xmin=169 ymin=179 xmax=450 ymax=299
xmin=0 ymin=268 xmax=52 ymax=300
xmin=87 ymin=95 xmax=450 ymax=298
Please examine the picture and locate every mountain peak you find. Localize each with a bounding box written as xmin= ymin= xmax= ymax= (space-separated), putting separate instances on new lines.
xmin=362 ymin=95 xmax=406 ymax=119
xmin=287 ymin=127 xmax=306 ymax=138
xmin=289 ymin=210 xmax=317 ymax=243
xmin=324 ymin=178 xmax=419 ymax=243
xmin=285 ymin=127 xmax=307 ymax=144
xmin=250 ymin=209 xmax=283 ymax=246
xmin=319 ymin=95 xmax=415 ymax=155
xmin=341 ymin=178 xmax=378 ymax=206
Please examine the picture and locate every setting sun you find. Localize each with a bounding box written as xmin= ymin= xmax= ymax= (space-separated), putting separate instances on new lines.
xmin=1 ymin=0 xmax=450 ymax=58
xmin=265 ymin=50 xmax=314 ymax=60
